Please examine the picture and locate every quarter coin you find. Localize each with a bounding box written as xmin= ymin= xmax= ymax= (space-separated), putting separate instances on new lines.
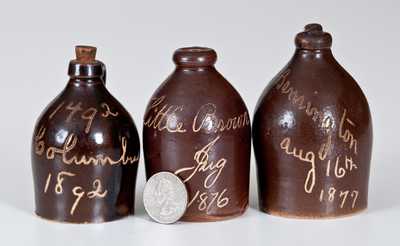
xmin=143 ymin=171 xmax=188 ymax=224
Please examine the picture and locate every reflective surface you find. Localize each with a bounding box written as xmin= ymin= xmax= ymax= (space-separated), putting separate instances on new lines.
xmin=253 ymin=24 xmax=373 ymax=218
xmin=31 ymin=49 xmax=140 ymax=223
xmin=143 ymin=47 xmax=251 ymax=222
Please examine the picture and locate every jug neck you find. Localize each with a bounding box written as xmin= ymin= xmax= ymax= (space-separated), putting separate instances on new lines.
xmin=294 ymin=48 xmax=334 ymax=58
xmin=67 ymin=77 xmax=105 ymax=86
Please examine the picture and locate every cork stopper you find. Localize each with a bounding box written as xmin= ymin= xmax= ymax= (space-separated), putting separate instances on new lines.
xmin=75 ymin=45 xmax=97 ymax=63
xmin=68 ymin=45 xmax=106 ymax=81
xmin=295 ymin=23 xmax=332 ymax=50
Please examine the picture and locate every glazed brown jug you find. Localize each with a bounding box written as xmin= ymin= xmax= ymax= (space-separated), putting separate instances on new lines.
xmin=31 ymin=46 xmax=140 ymax=223
xmin=253 ymin=24 xmax=373 ymax=218
xmin=143 ymin=47 xmax=251 ymax=222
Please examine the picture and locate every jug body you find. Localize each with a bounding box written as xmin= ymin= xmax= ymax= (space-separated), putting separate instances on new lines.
xmin=143 ymin=47 xmax=251 ymax=222
xmin=31 ymin=46 xmax=140 ymax=223
xmin=253 ymin=24 xmax=373 ymax=218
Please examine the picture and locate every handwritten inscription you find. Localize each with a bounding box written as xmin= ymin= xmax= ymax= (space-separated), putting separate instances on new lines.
xmin=101 ymin=103 xmax=119 ymax=117
xmin=325 ymin=155 xmax=358 ymax=178
xmin=319 ymin=187 xmax=359 ymax=209
xmin=143 ymin=96 xmax=251 ymax=213
xmin=143 ymin=96 xmax=252 ymax=213
xmin=49 ymin=101 xmax=119 ymax=134
xmin=44 ymin=171 xmax=107 ymax=215
xmin=280 ymin=134 xmax=358 ymax=194
xmin=35 ymin=127 xmax=139 ymax=166
xmin=192 ymin=103 xmax=250 ymax=133
xmin=275 ymin=69 xmax=362 ymax=210
xmin=187 ymin=189 xmax=229 ymax=212
xmin=339 ymin=109 xmax=358 ymax=155
xmin=37 ymin=100 xmax=135 ymax=217
xmin=280 ymin=137 xmax=316 ymax=193
xmin=276 ymin=70 xmax=326 ymax=126
xmin=144 ymin=96 xmax=187 ymax=133
xmin=175 ymin=136 xmax=230 ymax=211
xmin=144 ymin=96 xmax=250 ymax=134
xmin=175 ymin=136 xmax=226 ymax=188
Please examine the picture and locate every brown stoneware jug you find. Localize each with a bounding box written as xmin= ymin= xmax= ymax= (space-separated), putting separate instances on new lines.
xmin=31 ymin=46 xmax=140 ymax=223
xmin=253 ymin=24 xmax=373 ymax=218
xmin=143 ymin=47 xmax=251 ymax=222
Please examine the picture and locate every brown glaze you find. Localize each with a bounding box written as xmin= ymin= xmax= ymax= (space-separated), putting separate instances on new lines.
xmin=253 ymin=24 xmax=373 ymax=218
xmin=31 ymin=46 xmax=140 ymax=223
xmin=143 ymin=47 xmax=251 ymax=222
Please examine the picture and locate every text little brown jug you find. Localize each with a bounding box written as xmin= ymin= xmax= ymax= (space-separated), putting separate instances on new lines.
xmin=143 ymin=47 xmax=251 ymax=222
xmin=31 ymin=46 xmax=140 ymax=223
xmin=253 ymin=24 xmax=373 ymax=218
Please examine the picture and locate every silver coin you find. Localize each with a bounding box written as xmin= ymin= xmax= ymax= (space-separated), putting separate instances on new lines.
xmin=143 ymin=171 xmax=188 ymax=224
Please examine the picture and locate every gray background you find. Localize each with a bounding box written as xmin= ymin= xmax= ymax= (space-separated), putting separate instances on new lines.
xmin=0 ymin=0 xmax=398 ymax=245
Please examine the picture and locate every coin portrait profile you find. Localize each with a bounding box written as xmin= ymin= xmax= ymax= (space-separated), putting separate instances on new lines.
xmin=154 ymin=178 xmax=179 ymax=216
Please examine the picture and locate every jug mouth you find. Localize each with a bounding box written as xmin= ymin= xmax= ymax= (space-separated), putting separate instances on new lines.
xmin=68 ymin=61 xmax=105 ymax=78
xmin=68 ymin=45 xmax=106 ymax=80
xmin=173 ymin=47 xmax=217 ymax=67
xmin=295 ymin=23 xmax=332 ymax=50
